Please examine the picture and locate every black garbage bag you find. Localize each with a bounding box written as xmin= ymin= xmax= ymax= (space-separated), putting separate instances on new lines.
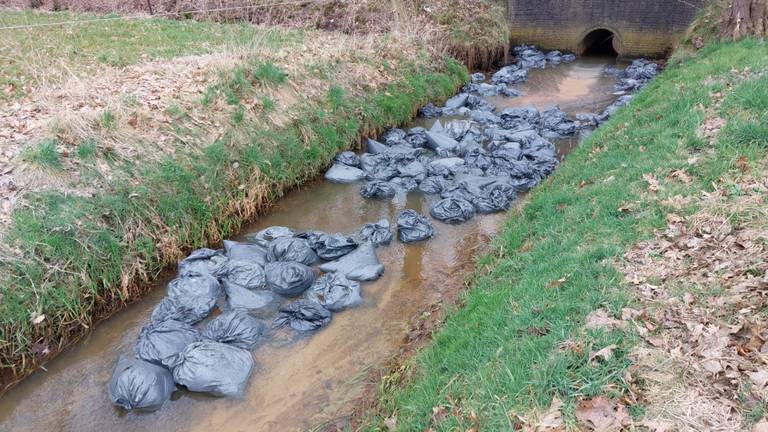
xmin=418 ymin=102 xmax=442 ymax=118
xmin=295 ymin=230 xmax=328 ymax=250
xmin=360 ymin=180 xmax=396 ymax=199
xmin=108 ymin=357 xmax=175 ymax=411
xmin=334 ymin=151 xmax=360 ymax=167
xmin=464 ymin=148 xmax=493 ymax=170
xmin=224 ymin=281 xmax=278 ymax=318
xmin=325 ymin=163 xmax=366 ymax=183
xmin=430 ymin=197 xmax=476 ymax=224
xmin=428 ymin=158 xmax=465 ymax=175
xmin=319 ymin=242 xmax=385 ymax=281
xmin=465 ymin=95 xmax=496 ymax=112
xmin=419 ymin=176 xmax=451 ymax=194
xmin=443 ymin=93 xmax=469 ymax=109
xmin=267 ymin=237 xmax=318 ymax=265
xmin=471 ymin=72 xmax=485 ymax=82
xmin=314 ymin=233 xmax=358 ymax=260
xmin=247 ymin=226 xmax=295 ymax=247
xmin=406 ymin=127 xmax=428 ymax=148
xmin=357 ymin=219 xmax=393 ymax=246
xmin=390 ymin=177 xmax=420 ymax=192
xmin=264 ymin=262 xmax=316 ymax=297
xmin=305 ymin=273 xmax=362 ymax=311
xmin=167 ymin=273 xmax=220 ymax=301
xmin=397 ymin=161 xmax=427 ymax=181
xmin=396 ymin=209 xmax=436 ymax=243
xmin=135 ymin=319 xmax=201 ymax=365
xmin=274 ymin=300 xmax=331 ymax=331
xmin=151 ymin=295 xmax=216 ymax=325
xmin=473 ymin=183 xmax=516 ymax=214
xmin=382 ymin=128 xmax=408 ymax=146
xmin=164 ymin=341 xmax=254 ymax=397
xmin=425 ymin=131 xmax=459 ymax=153
xmin=224 ymin=259 xmax=266 ymax=290
xmin=178 ymin=248 xmax=228 ymax=278
xmin=223 ymin=240 xmax=269 ymax=266
xmin=366 ymin=138 xmax=390 ymax=155
xmin=201 ymin=311 xmax=266 ymax=350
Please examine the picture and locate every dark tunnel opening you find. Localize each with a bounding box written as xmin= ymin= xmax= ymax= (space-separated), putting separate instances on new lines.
xmin=582 ymin=29 xmax=618 ymax=57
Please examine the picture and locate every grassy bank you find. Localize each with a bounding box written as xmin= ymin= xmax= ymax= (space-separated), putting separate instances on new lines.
xmin=0 ymin=9 xmax=469 ymax=390
xmin=359 ymin=38 xmax=768 ymax=430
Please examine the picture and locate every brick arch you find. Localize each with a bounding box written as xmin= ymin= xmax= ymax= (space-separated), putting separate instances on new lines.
xmin=577 ymin=26 xmax=623 ymax=55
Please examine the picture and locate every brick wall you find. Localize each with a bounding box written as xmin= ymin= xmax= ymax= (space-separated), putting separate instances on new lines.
xmin=507 ymin=0 xmax=704 ymax=57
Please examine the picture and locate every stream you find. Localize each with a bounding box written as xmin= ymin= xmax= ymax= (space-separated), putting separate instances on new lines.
xmin=0 ymin=56 xmax=623 ymax=432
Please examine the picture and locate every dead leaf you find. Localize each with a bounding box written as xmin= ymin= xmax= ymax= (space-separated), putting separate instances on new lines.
xmin=643 ymin=173 xmax=660 ymax=193
xmin=384 ymin=415 xmax=397 ymax=431
xmin=668 ymin=169 xmax=692 ymax=184
xmin=590 ymin=344 xmax=618 ymax=363
xmin=753 ymin=420 xmax=768 ymax=432
xmin=30 ymin=313 xmax=46 ymax=325
xmin=642 ymin=419 xmax=672 ymax=431
xmin=537 ymin=396 xmax=564 ymax=431
xmin=748 ymin=370 xmax=768 ymax=389
xmin=547 ymin=274 xmax=571 ymax=289
xmin=575 ymin=396 xmax=631 ymax=431
xmin=431 ymin=406 xmax=449 ymax=425
xmin=586 ymin=309 xmax=622 ymax=330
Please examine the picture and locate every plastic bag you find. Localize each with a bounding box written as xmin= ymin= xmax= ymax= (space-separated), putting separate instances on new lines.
xmin=319 ymin=242 xmax=385 ymax=281
xmin=360 ymin=181 xmax=396 ymax=199
xmin=305 ymin=273 xmax=362 ymax=311
xmin=246 ymin=226 xmax=295 ymax=247
xmin=264 ymin=261 xmax=316 ymax=297
xmin=325 ymin=163 xmax=366 ymax=183
xmin=223 ymin=240 xmax=269 ymax=266
xmin=429 ymin=198 xmax=476 ymax=224
xmin=224 ymin=259 xmax=266 ymax=290
xmin=108 ymin=356 xmax=175 ymax=411
xmin=267 ymin=237 xmax=318 ymax=265
xmin=165 ymin=341 xmax=254 ymax=397
xmin=274 ymin=300 xmax=331 ymax=331
xmin=224 ymin=281 xmax=278 ymax=317
xmin=357 ymin=219 xmax=393 ymax=246
xmin=202 ymin=311 xmax=266 ymax=350
xmin=396 ymin=209 xmax=436 ymax=243
xmin=167 ymin=273 xmax=220 ymax=301
xmin=314 ymin=233 xmax=358 ymax=260
xmin=178 ymin=248 xmax=228 ymax=278
xmin=150 ymin=295 xmax=216 ymax=325
xmin=334 ymin=151 xmax=360 ymax=167
xmin=135 ymin=319 xmax=201 ymax=365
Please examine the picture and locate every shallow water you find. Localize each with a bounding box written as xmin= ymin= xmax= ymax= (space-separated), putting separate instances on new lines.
xmin=0 ymin=56 xmax=621 ymax=432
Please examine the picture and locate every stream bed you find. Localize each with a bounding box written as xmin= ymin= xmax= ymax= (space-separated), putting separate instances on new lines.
xmin=0 ymin=55 xmax=624 ymax=432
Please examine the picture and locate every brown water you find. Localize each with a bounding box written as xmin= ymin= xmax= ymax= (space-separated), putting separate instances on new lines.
xmin=0 ymin=56 xmax=621 ymax=432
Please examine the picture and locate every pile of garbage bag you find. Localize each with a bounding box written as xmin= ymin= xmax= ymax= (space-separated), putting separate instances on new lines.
xmin=110 ymin=43 xmax=660 ymax=412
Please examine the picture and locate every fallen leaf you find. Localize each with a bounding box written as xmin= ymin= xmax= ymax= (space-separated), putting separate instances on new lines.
xmin=586 ymin=309 xmax=622 ymax=330
xmin=748 ymin=370 xmax=768 ymax=389
xmin=643 ymin=173 xmax=660 ymax=193
xmin=537 ymin=396 xmax=564 ymax=431
xmin=642 ymin=419 xmax=672 ymax=431
xmin=590 ymin=344 xmax=618 ymax=363
xmin=547 ymin=274 xmax=571 ymax=289
xmin=384 ymin=415 xmax=397 ymax=431
xmin=753 ymin=420 xmax=768 ymax=432
xmin=30 ymin=313 xmax=46 ymax=325
xmin=575 ymin=396 xmax=631 ymax=431
xmin=431 ymin=406 xmax=449 ymax=425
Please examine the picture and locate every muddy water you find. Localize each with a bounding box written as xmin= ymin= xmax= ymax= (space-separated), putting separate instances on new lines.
xmin=0 ymin=56 xmax=621 ymax=432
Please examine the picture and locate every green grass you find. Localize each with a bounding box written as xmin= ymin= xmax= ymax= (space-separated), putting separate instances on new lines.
xmin=0 ymin=10 xmax=300 ymax=100
xmin=22 ymin=138 xmax=62 ymax=169
xmin=360 ymin=39 xmax=768 ymax=431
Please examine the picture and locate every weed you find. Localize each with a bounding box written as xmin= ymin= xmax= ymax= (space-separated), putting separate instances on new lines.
xmin=261 ymin=96 xmax=276 ymax=112
xmin=100 ymin=110 xmax=116 ymax=130
xmin=23 ymin=138 xmax=62 ymax=169
xmin=252 ymin=61 xmax=288 ymax=86
xmin=76 ymin=139 xmax=98 ymax=159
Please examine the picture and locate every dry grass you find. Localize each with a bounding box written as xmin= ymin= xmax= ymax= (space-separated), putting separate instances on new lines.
xmin=620 ymin=169 xmax=768 ymax=431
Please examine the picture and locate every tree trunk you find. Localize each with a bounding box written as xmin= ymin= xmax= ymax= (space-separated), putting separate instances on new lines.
xmin=721 ymin=0 xmax=768 ymax=40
